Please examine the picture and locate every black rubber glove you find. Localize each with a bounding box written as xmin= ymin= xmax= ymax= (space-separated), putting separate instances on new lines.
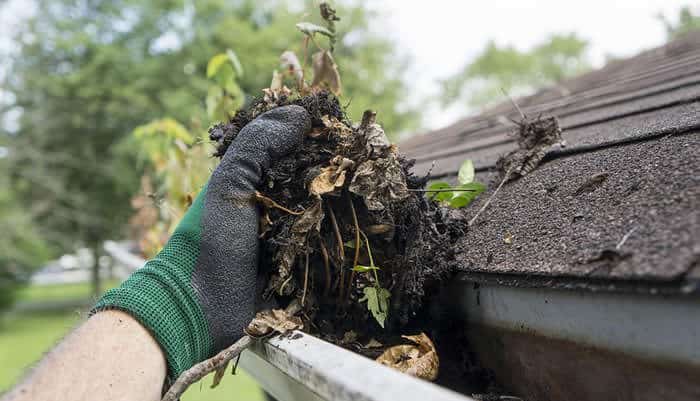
xmin=94 ymin=105 xmax=311 ymax=379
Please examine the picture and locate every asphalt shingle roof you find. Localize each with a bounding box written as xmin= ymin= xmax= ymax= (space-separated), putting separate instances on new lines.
xmin=400 ymin=32 xmax=700 ymax=293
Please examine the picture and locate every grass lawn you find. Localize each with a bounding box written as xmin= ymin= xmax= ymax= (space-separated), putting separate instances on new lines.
xmin=16 ymin=279 xmax=121 ymax=304
xmin=1 ymin=283 xmax=265 ymax=401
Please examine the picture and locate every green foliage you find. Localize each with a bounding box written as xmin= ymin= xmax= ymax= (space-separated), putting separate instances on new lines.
xmin=359 ymin=286 xmax=391 ymax=329
xmin=355 ymin=231 xmax=390 ymax=328
xmin=0 ymin=156 xmax=51 ymax=311
xmin=206 ymin=50 xmax=245 ymax=122
xmin=458 ymin=159 xmax=475 ymax=185
xmin=425 ymin=159 xmax=486 ymax=208
xmin=2 ymin=0 xmax=416 ymax=270
xmin=352 ymin=264 xmax=380 ymax=273
xmin=442 ymin=33 xmax=590 ymax=108
xmin=658 ymin=6 xmax=700 ymax=40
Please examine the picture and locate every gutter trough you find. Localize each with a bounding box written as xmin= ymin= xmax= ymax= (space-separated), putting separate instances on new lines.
xmin=105 ymin=242 xmax=700 ymax=401
xmin=104 ymin=242 xmax=473 ymax=401
xmin=453 ymin=276 xmax=700 ymax=401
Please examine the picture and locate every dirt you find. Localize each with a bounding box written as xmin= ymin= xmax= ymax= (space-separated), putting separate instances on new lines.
xmin=210 ymin=90 xmax=513 ymax=396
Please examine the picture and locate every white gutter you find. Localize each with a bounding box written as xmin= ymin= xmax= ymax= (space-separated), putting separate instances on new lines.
xmin=457 ymin=280 xmax=700 ymax=365
xmin=242 ymin=331 xmax=472 ymax=401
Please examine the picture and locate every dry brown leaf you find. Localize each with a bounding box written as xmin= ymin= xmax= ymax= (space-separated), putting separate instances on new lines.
xmin=276 ymin=199 xmax=324 ymax=282
xmin=245 ymin=308 xmax=303 ymax=338
xmin=280 ymin=50 xmax=304 ymax=89
xmin=309 ymin=165 xmax=346 ymax=196
xmin=311 ymin=50 xmax=342 ymax=95
xmin=376 ymin=332 xmax=439 ymax=381
xmin=340 ymin=330 xmax=358 ymax=344
xmin=349 ymin=151 xmax=409 ymax=211
xmin=308 ymin=156 xmax=354 ymax=196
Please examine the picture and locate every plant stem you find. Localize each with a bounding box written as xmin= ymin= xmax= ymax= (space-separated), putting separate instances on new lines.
xmin=255 ymin=192 xmax=304 ymax=215
xmin=301 ymin=242 xmax=310 ymax=306
xmin=468 ymin=168 xmax=511 ymax=226
xmin=347 ymin=196 xmax=361 ymax=300
xmin=161 ymin=336 xmax=253 ymax=401
xmin=319 ymin=239 xmax=332 ymax=296
xmin=359 ymin=231 xmax=380 ymax=285
xmin=407 ymin=188 xmax=480 ymax=193
xmin=327 ymin=202 xmax=345 ymax=262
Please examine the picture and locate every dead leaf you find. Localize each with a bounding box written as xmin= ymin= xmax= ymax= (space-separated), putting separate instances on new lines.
xmin=349 ymin=152 xmax=409 ymax=211
xmin=308 ymin=156 xmax=355 ymax=196
xmin=311 ymin=50 xmax=342 ymax=95
xmin=245 ymin=308 xmax=303 ymax=338
xmin=321 ymin=115 xmax=355 ymax=153
xmin=364 ymin=338 xmax=383 ymax=348
xmin=376 ymin=333 xmax=439 ymax=381
xmin=276 ymin=199 xmax=324 ymax=282
xmin=341 ymin=330 xmax=358 ymax=344
xmin=360 ymin=119 xmax=391 ymax=158
xmin=280 ymin=50 xmax=304 ymax=89
xmin=262 ymin=70 xmax=292 ymax=105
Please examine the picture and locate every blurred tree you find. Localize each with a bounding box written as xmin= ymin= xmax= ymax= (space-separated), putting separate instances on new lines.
xmin=441 ymin=33 xmax=590 ymax=109
xmin=0 ymin=147 xmax=51 ymax=311
xmin=658 ymin=6 xmax=700 ymax=40
xmin=1 ymin=0 xmax=416 ymax=296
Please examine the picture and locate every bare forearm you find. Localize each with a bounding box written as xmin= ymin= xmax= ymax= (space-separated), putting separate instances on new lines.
xmin=3 ymin=310 xmax=166 ymax=401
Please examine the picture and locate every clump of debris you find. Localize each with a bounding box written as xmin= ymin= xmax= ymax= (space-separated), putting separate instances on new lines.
xmin=497 ymin=115 xmax=562 ymax=180
xmin=210 ymin=90 xmax=466 ymax=380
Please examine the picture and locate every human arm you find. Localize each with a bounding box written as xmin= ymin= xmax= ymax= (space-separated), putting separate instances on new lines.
xmin=2 ymin=105 xmax=311 ymax=401
xmin=4 ymin=310 xmax=167 ymax=401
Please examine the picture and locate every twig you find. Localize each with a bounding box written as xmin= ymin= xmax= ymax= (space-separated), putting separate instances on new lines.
xmin=347 ymin=197 xmax=361 ymax=300
xmin=616 ymin=226 xmax=638 ymax=250
xmin=407 ymin=188 xmax=480 ymax=193
xmin=319 ymin=239 xmax=332 ymax=296
xmin=161 ymin=335 xmax=253 ymax=401
xmin=328 ymin=202 xmax=346 ymax=299
xmin=278 ymin=275 xmax=293 ymax=296
xmin=502 ymin=87 xmax=526 ymax=120
xmin=327 ymin=202 xmax=345 ymax=262
xmin=255 ymin=191 xmax=304 ymax=215
xmin=468 ymin=169 xmax=511 ymax=227
xmin=301 ymin=242 xmax=310 ymax=306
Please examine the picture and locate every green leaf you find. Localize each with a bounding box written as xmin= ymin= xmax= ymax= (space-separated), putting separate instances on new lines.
xmin=344 ymin=239 xmax=363 ymax=248
xmin=206 ymin=86 xmax=223 ymax=120
xmin=449 ymin=182 xmax=486 ymax=208
xmin=360 ymin=286 xmax=391 ymax=328
xmin=426 ymin=181 xmax=453 ymax=201
xmin=226 ymin=49 xmax=243 ymax=77
xmin=214 ymin=64 xmax=234 ymax=89
xmin=207 ymin=53 xmax=229 ymax=78
xmin=458 ymin=159 xmax=475 ymax=184
xmin=456 ymin=181 xmax=486 ymax=194
xmin=449 ymin=194 xmax=476 ymax=208
xmin=352 ymin=264 xmax=380 ymax=273
xmin=296 ymin=22 xmax=334 ymax=38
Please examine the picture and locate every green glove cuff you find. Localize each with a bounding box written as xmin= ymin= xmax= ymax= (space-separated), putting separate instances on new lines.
xmin=92 ymin=185 xmax=213 ymax=380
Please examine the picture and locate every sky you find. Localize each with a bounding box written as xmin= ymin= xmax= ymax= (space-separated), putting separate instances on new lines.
xmin=368 ymin=0 xmax=694 ymax=131
xmin=0 ymin=0 xmax=695 ymax=134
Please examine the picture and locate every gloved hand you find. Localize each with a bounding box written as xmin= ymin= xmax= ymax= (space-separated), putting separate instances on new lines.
xmin=93 ymin=105 xmax=311 ymax=380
